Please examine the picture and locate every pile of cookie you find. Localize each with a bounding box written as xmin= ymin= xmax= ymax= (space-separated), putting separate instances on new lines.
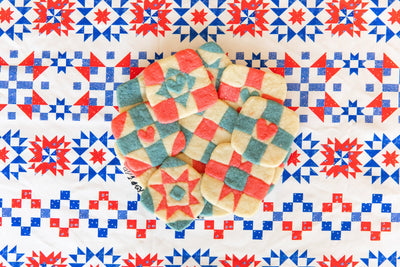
xmin=112 ymin=43 xmax=299 ymax=231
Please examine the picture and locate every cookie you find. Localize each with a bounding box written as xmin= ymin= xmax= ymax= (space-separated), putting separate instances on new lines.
xmin=196 ymin=42 xmax=232 ymax=89
xmin=143 ymin=49 xmax=218 ymax=123
xmin=201 ymin=143 xmax=275 ymax=217
xmin=140 ymin=157 xmax=205 ymax=231
xmin=175 ymin=152 xmax=206 ymax=174
xmin=219 ymin=64 xmax=287 ymax=111
xmin=179 ymin=100 xmax=238 ymax=164
xmin=117 ymin=74 xmax=147 ymax=113
xmin=231 ymin=97 xmax=299 ymax=167
xmin=111 ymin=102 xmax=186 ymax=171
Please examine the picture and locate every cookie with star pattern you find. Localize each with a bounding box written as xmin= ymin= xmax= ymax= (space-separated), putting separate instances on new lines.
xmin=140 ymin=157 xmax=205 ymax=231
xmin=201 ymin=143 xmax=275 ymax=217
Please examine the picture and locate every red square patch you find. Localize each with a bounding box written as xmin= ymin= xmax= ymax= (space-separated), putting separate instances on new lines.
xmin=143 ymin=62 xmax=164 ymax=86
xmin=192 ymin=84 xmax=218 ymax=112
xmin=205 ymin=160 xmax=230 ymax=181
xmin=152 ymin=98 xmax=179 ymax=123
xmin=194 ymin=118 xmax=219 ymax=141
xmin=218 ymin=82 xmax=241 ymax=102
xmin=245 ymin=68 xmax=264 ymax=90
xmin=175 ymin=49 xmax=203 ymax=73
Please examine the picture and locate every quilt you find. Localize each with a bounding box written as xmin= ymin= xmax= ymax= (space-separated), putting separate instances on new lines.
xmin=1 ymin=0 xmax=400 ymax=266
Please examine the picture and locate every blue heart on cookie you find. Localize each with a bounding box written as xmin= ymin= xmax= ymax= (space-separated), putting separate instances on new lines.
xmin=166 ymin=73 xmax=186 ymax=94
xmin=240 ymin=88 xmax=260 ymax=102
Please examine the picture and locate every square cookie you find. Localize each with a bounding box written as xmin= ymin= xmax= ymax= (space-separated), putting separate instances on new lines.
xmin=140 ymin=157 xmax=205 ymax=231
xmin=143 ymin=49 xmax=218 ymax=123
xmin=231 ymin=96 xmax=299 ymax=167
xmin=201 ymin=143 xmax=275 ymax=217
xmin=219 ymin=64 xmax=287 ymax=111
xmin=111 ymin=102 xmax=186 ymax=170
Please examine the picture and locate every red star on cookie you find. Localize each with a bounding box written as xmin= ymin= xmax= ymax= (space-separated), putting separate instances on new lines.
xmin=150 ymin=169 xmax=200 ymax=219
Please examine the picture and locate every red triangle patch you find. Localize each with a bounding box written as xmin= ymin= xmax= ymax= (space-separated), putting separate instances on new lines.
xmin=285 ymin=53 xmax=300 ymax=68
xmin=0 ymin=56 xmax=8 ymax=66
xmin=0 ymin=104 xmax=6 ymax=112
xmin=116 ymin=53 xmax=131 ymax=67
xmin=366 ymin=93 xmax=382 ymax=108
xmin=311 ymin=53 xmax=326 ymax=68
xmin=287 ymin=106 xmax=299 ymax=111
xmin=309 ymin=107 xmax=325 ymax=122
xmin=382 ymin=107 xmax=397 ymax=122
xmin=17 ymin=104 xmax=33 ymax=119
xmin=33 ymin=66 xmax=49 ymax=80
xmin=74 ymin=91 xmax=90 ymax=106
xmin=325 ymin=93 xmax=340 ymax=107
xmin=130 ymin=67 xmax=145 ymax=79
xmin=32 ymin=91 xmax=47 ymax=105
xmin=75 ymin=66 xmax=90 ymax=81
xmin=90 ymin=53 xmax=105 ymax=67
xmin=325 ymin=68 xmax=341 ymax=82
xmin=367 ymin=68 xmax=383 ymax=83
xmin=383 ymin=53 xmax=398 ymax=68
xmin=19 ymin=52 xmax=34 ymax=66
xmin=88 ymin=105 xmax=103 ymax=120
xmin=269 ymin=67 xmax=285 ymax=77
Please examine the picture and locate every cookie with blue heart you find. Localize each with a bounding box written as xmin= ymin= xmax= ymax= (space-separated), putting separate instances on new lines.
xmin=218 ymin=64 xmax=287 ymax=111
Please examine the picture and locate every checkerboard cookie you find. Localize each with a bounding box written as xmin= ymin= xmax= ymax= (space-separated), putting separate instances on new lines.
xmin=196 ymin=42 xmax=232 ymax=89
xmin=140 ymin=157 xmax=205 ymax=231
xmin=111 ymin=102 xmax=186 ymax=171
xmin=179 ymin=100 xmax=238 ymax=164
xmin=232 ymin=97 xmax=299 ymax=167
xmin=219 ymin=64 xmax=287 ymax=111
xmin=117 ymin=74 xmax=147 ymax=113
xmin=201 ymin=143 xmax=275 ymax=217
xmin=143 ymin=49 xmax=218 ymax=123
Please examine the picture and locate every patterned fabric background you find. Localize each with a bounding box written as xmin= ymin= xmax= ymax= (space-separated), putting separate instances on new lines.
xmin=1 ymin=0 xmax=400 ymax=266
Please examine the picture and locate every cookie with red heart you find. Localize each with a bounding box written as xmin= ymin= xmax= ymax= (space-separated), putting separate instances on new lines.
xmin=111 ymin=102 xmax=186 ymax=171
xmin=231 ymin=96 xmax=299 ymax=167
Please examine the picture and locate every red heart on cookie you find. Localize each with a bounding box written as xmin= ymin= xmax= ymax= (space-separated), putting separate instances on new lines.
xmin=138 ymin=126 xmax=155 ymax=143
xmin=256 ymin=119 xmax=278 ymax=141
